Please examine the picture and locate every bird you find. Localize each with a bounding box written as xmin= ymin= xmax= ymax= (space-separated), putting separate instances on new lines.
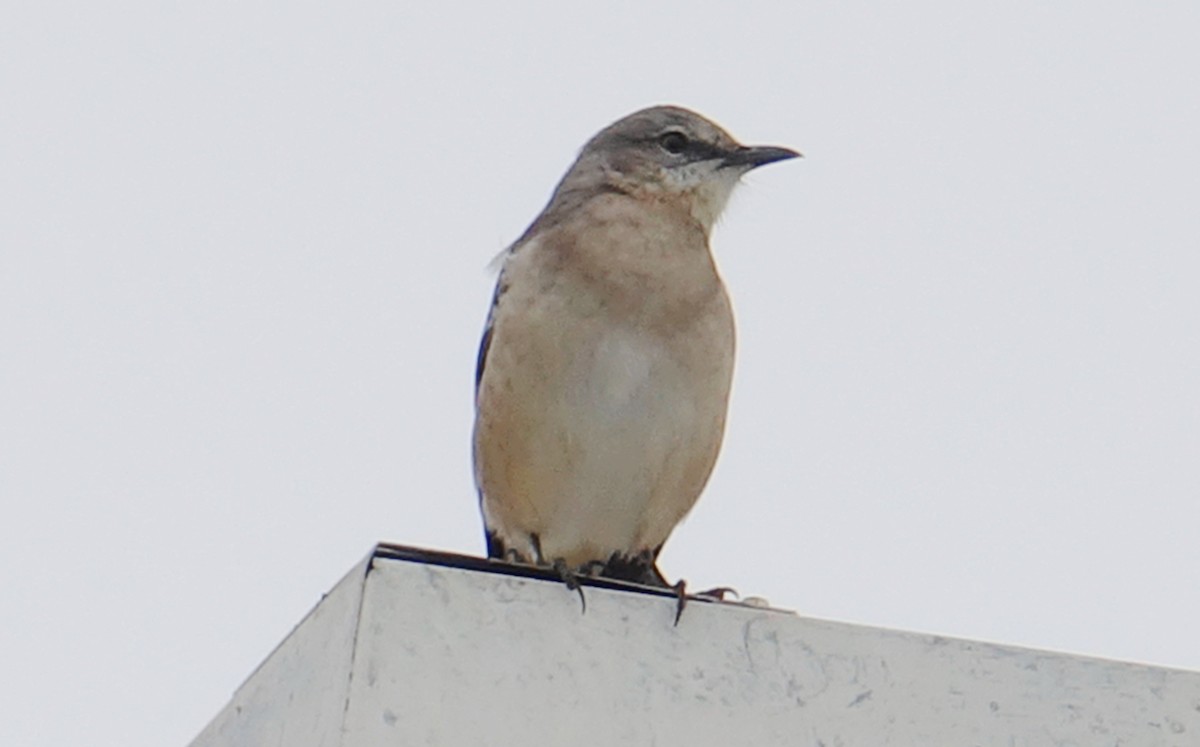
xmin=472 ymin=105 xmax=798 ymax=605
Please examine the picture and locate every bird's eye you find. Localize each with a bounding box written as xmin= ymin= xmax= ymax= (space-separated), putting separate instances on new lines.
xmin=658 ymin=131 xmax=689 ymax=155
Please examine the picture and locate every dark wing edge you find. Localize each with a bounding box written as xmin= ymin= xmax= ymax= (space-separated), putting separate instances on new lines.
xmin=474 ymin=318 xmax=494 ymax=393
xmin=484 ymin=530 xmax=506 ymax=560
xmin=474 ymin=260 xmax=512 ymax=394
xmin=474 ymin=264 xmax=510 ymax=537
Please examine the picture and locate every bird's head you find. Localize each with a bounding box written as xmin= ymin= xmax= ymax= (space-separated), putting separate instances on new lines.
xmin=560 ymin=105 xmax=800 ymax=233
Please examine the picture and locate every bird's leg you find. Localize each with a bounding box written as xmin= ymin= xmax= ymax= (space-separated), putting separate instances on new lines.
xmin=600 ymin=549 xmax=669 ymax=586
xmin=624 ymin=551 xmax=738 ymax=624
xmin=591 ymin=549 xmax=691 ymax=624
xmin=610 ymin=549 xmax=691 ymax=625
xmin=552 ymin=558 xmax=587 ymax=614
xmin=637 ymin=557 xmax=670 ymax=588
xmin=578 ymin=559 xmax=608 ymax=578
xmin=531 ymin=533 xmax=588 ymax=613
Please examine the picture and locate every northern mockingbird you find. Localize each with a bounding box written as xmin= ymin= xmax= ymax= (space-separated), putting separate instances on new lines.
xmin=473 ymin=105 xmax=798 ymax=602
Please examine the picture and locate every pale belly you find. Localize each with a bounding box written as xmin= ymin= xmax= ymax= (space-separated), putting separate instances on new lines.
xmin=477 ymin=325 xmax=732 ymax=568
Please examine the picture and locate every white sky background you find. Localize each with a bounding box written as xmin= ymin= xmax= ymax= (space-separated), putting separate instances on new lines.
xmin=2 ymin=2 xmax=1198 ymax=744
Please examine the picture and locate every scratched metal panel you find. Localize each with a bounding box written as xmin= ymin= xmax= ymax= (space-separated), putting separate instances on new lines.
xmin=189 ymin=554 xmax=370 ymax=747
xmin=347 ymin=548 xmax=1200 ymax=746
xmin=192 ymin=545 xmax=1200 ymax=746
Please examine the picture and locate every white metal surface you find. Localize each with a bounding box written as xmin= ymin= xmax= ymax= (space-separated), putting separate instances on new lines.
xmin=189 ymin=558 xmax=366 ymax=747
xmin=190 ymin=545 xmax=1200 ymax=746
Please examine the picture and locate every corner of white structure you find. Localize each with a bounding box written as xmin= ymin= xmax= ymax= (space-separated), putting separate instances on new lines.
xmin=188 ymin=549 xmax=374 ymax=747
xmin=190 ymin=544 xmax=1200 ymax=747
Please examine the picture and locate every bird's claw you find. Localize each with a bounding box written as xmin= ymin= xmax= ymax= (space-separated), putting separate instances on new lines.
xmin=672 ymin=579 xmax=688 ymax=626
xmin=695 ymin=586 xmax=738 ymax=601
xmin=553 ymin=558 xmax=587 ymax=614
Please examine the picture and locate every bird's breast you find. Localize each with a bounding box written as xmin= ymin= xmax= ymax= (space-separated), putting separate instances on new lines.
xmin=575 ymin=328 xmax=659 ymax=413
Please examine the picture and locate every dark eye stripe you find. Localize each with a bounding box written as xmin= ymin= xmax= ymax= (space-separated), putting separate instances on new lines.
xmin=687 ymin=140 xmax=724 ymax=161
xmin=657 ymin=132 xmax=727 ymax=162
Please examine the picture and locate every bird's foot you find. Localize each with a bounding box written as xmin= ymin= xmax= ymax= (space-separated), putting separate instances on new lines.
xmin=599 ymin=550 xmax=670 ymax=587
xmin=552 ymin=558 xmax=588 ymax=614
xmin=670 ymin=583 xmax=741 ymax=625
xmin=578 ymin=559 xmax=609 ymax=578
xmin=694 ymin=586 xmax=738 ymax=601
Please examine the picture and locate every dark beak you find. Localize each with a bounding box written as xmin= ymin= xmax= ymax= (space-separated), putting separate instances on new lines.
xmin=722 ymin=144 xmax=802 ymax=170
